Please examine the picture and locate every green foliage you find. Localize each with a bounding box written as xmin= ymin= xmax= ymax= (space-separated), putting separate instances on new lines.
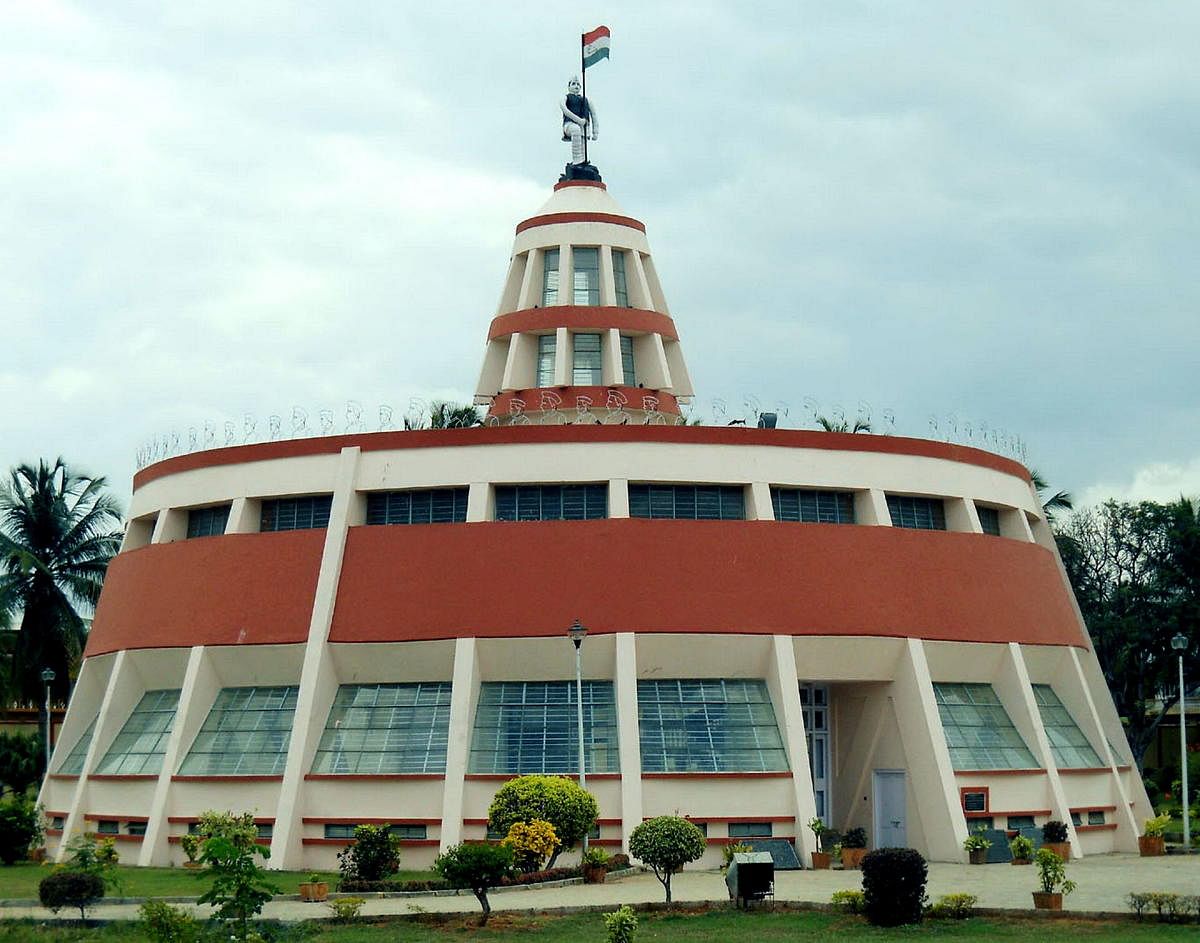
xmin=841 ymin=827 xmax=867 ymax=849
xmin=1128 ymin=891 xmax=1200 ymax=923
xmin=487 ymin=775 xmax=599 ymax=863
xmin=929 ymin=893 xmax=978 ymax=919
xmin=720 ymin=842 xmax=752 ymax=872
xmin=0 ymin=794 xmax=42 ymax=864
xmin=962 ymin=828 xmax=992 ymax=852
xmin=180 ymin=833 xmax=201 ymax=863
xmin=195 ymin=815 xmax=280 ymax=942
xmin=1008 ymin=835 xmax=1034 ymax=860
xmin=1041 ymin=820 xmax=1069 ymax=843
xmin=628 ymin=816 xmax=706 ymax=904
xmin=0 ymin=732 xmax=44 ymax=796
xmin=326 ymin=896 xmax=366 ymax=923
xmin=1143 ymin=813 xmax=1173 ymax=838
xmin=433 ymin=842 xmax=514 ymax=925
xmin=807 ymin=817 xmax=825 ymax=840
xmin=861 ymin=847 xmax=927 ymax=927
xmin=137 ymin=900 xmax=200 ymax=943
xmin=63 ymin=833 xmax=121 ymax=892
xmin=501 ymin=819 xmax=560 ymax=873
xmin=582 ymin=846 xmax=611 ymax=869
xmin=604 ymin=904 xmax=639 ymax=943
xmin=1034 ymin=847 xmax=1076 ymax=896
xmin=38 ymin=869 xmax=105 ymax=919
xmin=336 ymin=824 xmax=400 ymax=884
xmin=830 ymin=889 xmax=865 ymax=914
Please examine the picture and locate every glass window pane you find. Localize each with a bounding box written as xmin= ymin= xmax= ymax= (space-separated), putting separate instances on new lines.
xmin=572 ymin=248 xmax=600 ymax=306
xmin=56 ymin=716 xmax=98 ymax=775
xmin=612 ymin=251 xmax=629 ymax=307
xmin=886 ymin=495 xmax=946 ymax=530
xmin=541 ymin=249 xmax=560 ymax=307
xmin=977 ymin=505 xmax=1002 ymax=536
xmin=536 ymin=334 xmax=557 ymax=387
xmin=366 ymin=489 xmax=467 ymax=525
xmin=95 ymin=690 xmax=181 ymax=775
xmin=180 ymin=686 xmax=299 ymax=775
xmin=572 ymin=333 xmax=602 ymax=385
xmin=260 ymin=496 xmax=333 ymax=532
xmin=311 ymin=683 xmax=451 ymax=775
xmin=187 ymin=504 xmax=231 ymax=539
xmin=493 ymin=485 xmax=606 ymax=521
xmin=933 ymin=682 xmax=1036 ymax=770
xmin=1031 ymin=685 xmax=1102 ymax=768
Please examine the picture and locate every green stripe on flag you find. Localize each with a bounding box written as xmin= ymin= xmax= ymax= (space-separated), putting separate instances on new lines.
xmin=583 ymin=46 xmax=609 ymax=69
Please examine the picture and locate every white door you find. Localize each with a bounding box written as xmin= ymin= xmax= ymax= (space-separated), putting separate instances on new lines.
xmin=873 ymin=770 xmax=906 ymax=848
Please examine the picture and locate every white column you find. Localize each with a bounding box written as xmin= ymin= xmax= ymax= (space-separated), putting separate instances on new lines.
xmin=560 ymin=244 xmax=574 ymax=307
xmin=224 ymin=497 xmax=259 ymax=534
xmin=858 ymin=489 xmax=892 ymax=526
xmin=151 ymin=509 xmax=186 ymax=544
xmin=747 ymin=482 xmax=774 ymax=521
xmin=517 ymin=249 xmax=541 ymax=310
xmin=648 ymin=334 xmax=673 ymax=390
xmin=440 ymin=637 xmax=480 ymax=849
xmin=602 ymin=328 xmax=623 ymax=385
xmin=946 ymin=497 xmax=982 ymax=534
xmin=768 ymin=635 xmax=819 ymax=865
xmin=629 ymin=252 xmax=653 ymax=311
xmin=501 ymin=332 xmax=530 ymax=391
xmin=599 ymin=245 xmax=617 ymax=307
xmin=553 ymin=327 xmax=571 ymax=387
xmin=608 ymin=479 xmax=629 ymax=519
xmin=466 ymin=482 xmax=491 ymax=523
xmin=613 ymin=633 xmax=642 ymax=852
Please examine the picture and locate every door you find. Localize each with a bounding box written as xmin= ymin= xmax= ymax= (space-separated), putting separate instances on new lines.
xmin=799 ymin=684 xmax=830 ymax=825
xmin=873 ymin=770 xmax=906 ymax=848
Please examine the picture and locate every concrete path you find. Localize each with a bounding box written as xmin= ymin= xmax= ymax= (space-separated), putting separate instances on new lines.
xmin=3 ymin=854 xmax=1197 ymax=923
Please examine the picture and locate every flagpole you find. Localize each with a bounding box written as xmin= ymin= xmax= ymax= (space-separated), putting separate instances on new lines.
xmin=580 ymin=31 xmax=588 ymax=166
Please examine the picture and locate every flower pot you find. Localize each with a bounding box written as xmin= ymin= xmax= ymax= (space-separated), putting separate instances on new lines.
xmin=1032 ymin=891 xmax=1062 ymax=911
xmin=968 ymin=847 xmax=988 ymax=865
xmin=841 ymin=848 xmax=867 ymax=869
xmin=582 ymin=865 xmax=608 ymax=884
xmin=1042 ymin=842 xmax=1071 ymax=861
xmin=1138 ymin=835 xmax=1165 ymax=857
xmin=1010 ymin=857 xmax=1031 ymax=866
xmin=811 ymin=851 xmax=831 ymax=870
xmin=29 ymin=848 xmax=47 ymax=863
xmin=299 ymin=882 xmax=329 ymax=902
xmin=183 ymin=860 xmax=201 ymax=870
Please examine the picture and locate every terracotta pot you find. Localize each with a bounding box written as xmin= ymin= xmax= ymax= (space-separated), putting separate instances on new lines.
xmin=1032 ymin=891 xmax=1062 ymax=911
xmin=841 ymin=848 xmax=867 ymax=869
xmin=29 ymin=848 xmax=47 ymax=863
xmin=183 ymin=860 xmax=201 ymax=870
xmin=968 ymin=847 xmax=988 ymax=865
xmin=1042 ymin=842 xmax=1071 ymax=861
xmin=811 ymin=851 xmax=831 ymax=870
xmin=1138 ymin=835 xmax=1165 ymax=857
xmin=299 ymin=882 xmax=329 ymax=902
xmin=582 ymin=865 xmax=607 ymax=884
xmin=1010 ymin=857 xmax=1031 ymax=866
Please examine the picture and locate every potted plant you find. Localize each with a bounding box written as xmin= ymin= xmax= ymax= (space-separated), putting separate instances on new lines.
xmin=1009 ymin=834 xmax=1034 ymax=865
xmin=1032 ymin=847 xmax=1075 ymax=910
xmin=830 ymin=842 xmax=843 ymax=869
xmin=963 ymin=828 xmax=991 ymax=865
xmin=1138 ymin=813 xmax=1172 ymax=857
xmin=300 ymin=872 xmax=329 ymax=902
xmin=581 ymin=846 xmax=611 ymax=884
xmin=1041 ymin=820 xmax=1071 ymax=861
xmin=808 ymin=818 xmax=830 ymax=870
xmin=180 ymin=833 xmax=202 ymax=870
xmin=840 ymin=827 xmax=868 ymax=869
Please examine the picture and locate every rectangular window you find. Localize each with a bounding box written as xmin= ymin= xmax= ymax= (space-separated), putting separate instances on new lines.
xmin=260 ymin=496 xmax=332 ymax=532
xmin=1006 ymin=815 xmax=1035 ymax=830
xmin=187 ymin=504 xmax=231 ymax=539
xmin=620 ymin=335 xmax=636 ymax=385
xmin=365 ymin=489 xmax=468 ymax=525
xmin=1031 ymin=685 xmax=1102 ymax=768
xmin=256 ymin=823 xmax=273 ymax=839
xmin=771 ymin=488 xmax=856 ymax=524
xmin=541 ymin=249 xmax=560 ymax=306
xmin=638 ymin=679 xmax=789 ymax=773
xmin=494 ymin=484 xmax=607 ymax=521
xmin=572 ymin=247 xmax=600 ymax=305
xmin=628 ymin=484 xmax=745 ymax=521
xmin=933 ymin=683 xmax=1037 ymax=770
xmin=961 ymin=790 xmax=988 ymax=813
xmin=691 ymin=821 xmax=709 ymax=837
xmin=886 ymin=495 xmax=947 ymax=530
xmin=95 ymin=689 xmax=181 ymax=775
xmin=572 ymin=333 xmax=602 ymax=385
xmin=51 ymin=816 xmax=65 ymax=830
xmin=56 ymin=716 xmax=97 ymax=775
xmin=976 ymin=505 xmax=1001 ymax=536
xmin=179 ymin=686 xmax=299 ymax=776
xmin=728 ymin=822 xmax=773 ymax=838
xmin=96 ymin=820 xmax=119 ymax=835
xmin=1070 ymin=811 xmax=1082 ymax=826
xmin=469 ymin=681 xmax=620 ymax=775
xmin=311 ymin=683 xmax=452 ymax=775
xmin=1087 ymin=810 xmax=1105 ymax=826
xmin=389 ymin=824 xmax=427 ymax=841
xmin=536 ymin=334 xmax=557 ymax=387
xmin=612 ymin=250 xmax=629 ymax=307
xmin=324 ymin=823 xmax=356 ymax=840
xmin=126 ymin=821 xmax=147 ymax=836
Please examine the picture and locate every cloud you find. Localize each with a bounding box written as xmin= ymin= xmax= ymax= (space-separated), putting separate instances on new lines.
xmin=1079 ymin=456 xmax=1200 ymax=508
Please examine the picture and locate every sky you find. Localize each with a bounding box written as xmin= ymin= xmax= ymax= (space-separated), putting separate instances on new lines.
xmin=2 ymin=1 xmax=1198 ymax=515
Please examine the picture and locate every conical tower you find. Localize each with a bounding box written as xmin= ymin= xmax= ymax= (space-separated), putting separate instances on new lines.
xmin=475 ymin=179 xmax=694 ymax=423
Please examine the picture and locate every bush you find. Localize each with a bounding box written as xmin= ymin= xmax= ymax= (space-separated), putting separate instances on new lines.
xmin=498 ymin=866 xmax=579 ymax=886
xmin=501 ymin=819 xmax=560 ymax=873
xmin=0 ymin=732 xmax=43 ymax=798
xmin=583 ymin=846 xmax=611 ymax=869
xmin=1128 ymin=892 xmax=1200 ymax=923
xmin=0 ymin=795 xmax=42 ymax=865
xmin=1042 ymin=820 xmax=1069 ymax=843
xmin=628 ymin=816 xmax=706 ymax=904
xmin=326 ymin=896 xmax=366 ymax=922
xmin=180 ymin=833 xmax=202 ymax=864
xmin=962 ymin=829 xmax=991 ymax=852
xmin=604 ymin=904 xmax=638 ymax=943
xmin=1009 ymin=835 xmax=1034 ymax=861
xmin=1034 ymin=847 xmax=1076 ymax=896
xmin=861 ymin=847 xmax=927 ymax=927
xmin=336 ymin=824 xmax=400 ymax=883
xmin=138 ymin=900 xmax=201 ymax=943
xmin=929 ymin=893 xmax=978 ymax=919
xmin=337 ymin=877 xmax=451 ymax=893
xmin=434 ymin=842 xmax=515 ymax=925
xmin=842 ymin=827 xmax=867 ymax=849
xmin=196 ymin=814 xmax=280 ymax=942
xmin=39 ymin=870 xmax=105 ymax=920
xmin=62 ymin=833 xmax=121 ymax=892
xmin=1143 ymin=813 xmax=1173 ymax=838
xmin=488 ymin=775 xmax=598 ymax=867
xmin=830 ymin=889 xmax=865 ymax=914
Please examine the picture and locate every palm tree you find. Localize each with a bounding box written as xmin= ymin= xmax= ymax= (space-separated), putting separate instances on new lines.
xmin=1029 ymin=468 xmax=1074 ymax=523
xmin=816 ymin=415 xmax=871 ymax=434
xmin=429 ymin=402 xmax=482 ymax=429
xmin=0 ymin=459 xmax=122 ymax=703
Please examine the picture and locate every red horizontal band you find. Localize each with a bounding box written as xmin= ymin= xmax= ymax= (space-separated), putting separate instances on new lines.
xmin=167 ymin=816 xmax=275 ymax=824
xmin=1074 ymin=824 xmax=1118 ymax=832
xmin=1055 ymin=767 xmax=1113 ymax=775
xmin=487 ymin=305 xmax=678 ymax=342
xmin=488 ymin=386 xmax=680 ymax=418
xmin=516 ymin=212 xmax=645 ymax=235
xmin=84 ymin=813 xmax=149 ymax=822
xmin=1069 ymin=805 xmax=1116 ymax=813
xmin=169 ymin=835 xmax=271 ymax=845
xmin=685 ymin=815 xmax=795 ymax=823
xmin=954 ymin=769 xmax=1046 ymax=776
xmin=553 ymin=180 xmax=606 ymax=191
xmin=965 ymin=809 xmax=1051 ymax=818
xmin=88 ymin=774 xmax=158 ymax=782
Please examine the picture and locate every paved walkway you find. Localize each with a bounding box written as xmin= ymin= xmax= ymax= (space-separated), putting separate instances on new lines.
xmin=3 ymin=854 xmax=1197 ymax=923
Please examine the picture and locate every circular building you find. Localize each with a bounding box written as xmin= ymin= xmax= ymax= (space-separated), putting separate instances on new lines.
xmin=40 ymin=173 xmax=1152 ymax=871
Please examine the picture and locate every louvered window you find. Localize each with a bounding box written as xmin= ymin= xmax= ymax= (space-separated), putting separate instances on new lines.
xmin=620 ymin=335 xmax=636 ymax=385
xmin=95 ymin=689 xmax=180 ymax=775
xmin=572 ymin=247 xmax=600 ymax=305
xmin=886 ymin=495 xmax=946 ymax=530
xmin=572 ymin=333 xmax=602 ymax=385
xmin=179 ymin=686 xmax=298 ymax=776
xmin=311 ymin=683 xmax=452 ymax=774
xmin=494 ymin=484 xmax=607 ymax=521
xmin=187 ymin=504 xmax=230 ymax=538
xmin=628 ymin=484 xmax=745 ymax=520
xmin=541 ymin=249 xmax=560 ymax=306
xmin=366 ymin=489 xmax=468 ymax=525
xmin=976 ymin=505 xmax=1001 ymax=536
xmin=536 ymin=335 xmax=556 ymax=387
xmin=933 ymin=683 xmax=1037 ymax=770
xmin=771 ymin=488 xmax=855 ymax=524
xmin=612 ymin=250 xmax=629 ymax=306
xmin=260 ymin=496 xmax=332 ymax=532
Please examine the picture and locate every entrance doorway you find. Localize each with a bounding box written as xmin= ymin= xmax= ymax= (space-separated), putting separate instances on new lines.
xmin=799 ymin=683 xmax=830 ymax=825
xmin=873 ymin=769 xmax=906 ymax=848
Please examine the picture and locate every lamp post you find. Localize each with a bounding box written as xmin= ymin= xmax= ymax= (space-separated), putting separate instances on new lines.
xmin=1171 ymin=633 xmax=1190 ymax=850
xmin=41 ymin=668 xmax=56 ymax=774
xmin=568 ymin=618 xmax=588 ymax=856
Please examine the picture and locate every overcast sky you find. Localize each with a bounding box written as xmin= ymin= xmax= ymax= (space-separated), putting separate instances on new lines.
xmin=3 ymin=2 xmax=1198 ymax=514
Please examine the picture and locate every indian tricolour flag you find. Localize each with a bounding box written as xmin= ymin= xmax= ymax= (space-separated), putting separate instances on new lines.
xmin=582 ymin=26 xmax=611 ymax=69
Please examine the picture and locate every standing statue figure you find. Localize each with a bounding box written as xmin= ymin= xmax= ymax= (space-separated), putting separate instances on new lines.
xmin=561 ymin=76 xmax=598 ymax=166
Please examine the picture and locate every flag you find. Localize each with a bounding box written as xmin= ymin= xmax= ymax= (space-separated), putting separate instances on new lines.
xmin=582 ymin=26 xmax=611 ymax=69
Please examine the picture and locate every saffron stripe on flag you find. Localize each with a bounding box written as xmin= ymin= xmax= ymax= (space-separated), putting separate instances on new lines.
xmin=582 ymin=25 xmax=610 ymax=45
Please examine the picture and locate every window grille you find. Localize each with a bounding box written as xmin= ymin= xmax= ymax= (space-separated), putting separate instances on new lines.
xmin=95 ymin=689 xmax=181 ymax=775
xmin=976 ymin=505 xmax=1002 ymax=536
xmin=96 ymin=820 xmax=119 ymax=835
xmin=541 ymin=249 xmax=560 ymax=306
xmin=323 ymin=823 xmax=427 ymax=840
xmin=56 ymin=716 xmax=97 ymax=775
xmin=187 ymin=504 xmax=231 ymax=538
xmin=311 ymin=683 xmax=452 ymax=775
xmin=961 ymin=791 xmax=987 ymax=813
xmin=1006 ymin=815 xmax=1036 ymax=830
xmin=494 ymin=484 xmax=607 ymax=521
xmin=572 ymin=333 xmax=602 ymax=385
xmin=1087 ymin=810 xmax=1105 ymax=825
xmin=365 ymin=489 xmax=468 ymax=525
xmin=637 ymin=679 xmax=789 ymax=773
xmin=468 ymin=681 xmax=619 ymax=775
xmin=536 ymin=335 xmax=557 ymax=387
xmin=572 ymin=247 xmax=600 ymax=305
xmin=127 ymin=821 xmax=147 ymax=836
xmin=179 ymin=686 xmax=298 ymax=776
xmin=771 ymin=488 xmax=856 ymax=524
xmin=1031 ymin=685 xmax=1102 ymax=768
xmin=260 ymin=496 xmax=332 ymax=532
xmin=728 ymin=822 xmax=774 ymax=838
xmin=628 ymin=484 xmax=745 ymax=520
xmin=933 ymin=683 xmax=1037 ymax=770
xmin=620 ymin=335 xmax=636 ymax=385
xmin=612 ymin=250 xmax=629 ymax=307
xmin=886 ymin=495 xmax=947 ymax=530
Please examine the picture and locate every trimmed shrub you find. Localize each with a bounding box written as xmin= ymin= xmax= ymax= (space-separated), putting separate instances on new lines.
xmin=830 ymin=889 xmax=865 ymax=914
xmin=326 ymin=896 xmax=366 ymax=922
xmin=929 ymin=893 xmax=978 ymax=919
xmin=604 ymin=904 xmax=639 ymax=943
xmin=499 ymin=866 xmax=579 ymax=886
xmin=337 ymin=824 xmax=400 ymax=883
xmin=861 ymin=847 xmax=927 ymax=927
xmin=434 ymin=842 xmax=515 ymax=925
xmin=0 ymin=795 xmax=42 ymax=865
xmin=628 ymin=815 xmax=706 ymax=904
xmin=488 ymin=775 xmax=598 ymax=866
xmin=138 ymin=900 xmax=201 ymax=943
xmin=1042 ymin=819 xmax=1069 ymax=843
xmin=501 ymin=819 xmax=560 ymax=872
xmin=338 ymin=877 xmax=450 ymax=893
xmin=842 ymin=827 xmax=868 ymax=849
xmin=39 ymin=870 xmax=105 ymax=919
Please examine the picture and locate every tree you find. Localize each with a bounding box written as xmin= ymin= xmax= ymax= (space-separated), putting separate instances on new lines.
xmin=628 ymin=815 xmax=706 ymax=903
xmin=404 ymin=401 xmax=482 ymax=430
xmin=501 ymin=819 xmax=559 ymax=872
xmin=1030 ymin=468 xmax=1074 ymax=523
xmin=336 ymin=823 xmax=400 ymax=884
xmin=195 ymin=811 xmax=280 ymax=942
xmin=0 ymin=731 xmax=43 ymax=796
xmin=487 ymin=775 xmax=598 ymax=867
xmin=0 ymin=794 xmax=42 ymax=864
xmin=0 ymin=459 xmax=122 ymax=703
xmin=433 ymin=842 xmax=514 ymax=925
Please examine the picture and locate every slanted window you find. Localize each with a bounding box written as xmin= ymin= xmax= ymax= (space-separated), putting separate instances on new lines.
xmin=637 ymin=679 xmax=789 ymax=773
xmin=629 ymin=484 xmax=745 ymax=520
xmin=620 ymin=335 xmax=636 ymax=385
xmin=179 ymin=686 xmax=298 ymax=776
xmin=95 ymin=689 xmax=181 ymax=775
xmin=933 ymin=683 xmax=1037 ymax=770
xmin=96 ymin=820 xmax=119 ymax=835
xmin=469 ymin=681 xmax=619 ymax=775
xmin=187 ymin=504 xmax=231 ymax=538
xmin=56 ymin=716 xmax=97 ymax=775
xmin=311 ymin=683 xmax=452 ymax=775
xmin=541 ymin=249 xmax=560 ymax=306
xmin=260 ymin=496 xmax=332 ymax=532
xmin=728 ymin=822 xmax=773 ymax=838
xmin=572 ymin=333 xmax=602 ymax=385
xmin=1031 ymin=685 xmax=1102 ymax=768
xmin=771 ymin=488 xmax=855 ymax=524
xmin=494 ymin=484 xmax=607 ymax=521
xmin=612 ymin=250 xmax=629 ymax=307
xmin=536 ymin=335 xmax=557 ymax=387
xmin=572 ymin=247 xmax=600 ymax=305
xmin=366 ymin=489 xmax=468 ymax=525
xmin=1070 ymin=811 xmax=1082 ymax=826
xmin=886 ymin=495 xmax=946 ymax=530
xmin=976 ymin=505 xmax=1001 ymax=536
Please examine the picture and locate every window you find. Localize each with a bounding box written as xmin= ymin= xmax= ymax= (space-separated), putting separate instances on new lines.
xmin=961 ymin=790 xmax=988 ymax=814
xmin=469 ymin=681 xmax=619 ymax=775
xmin=976 ymin=505 xmax=1001 ymax=536
xmin=95 ymin=689 xmax=181 ymax=775
xmin=187 ymin=504 xmax=230 ymax=538
xmin=366 ymin=489 xmax=468 ymax=525
xmin=179 ymin=686 xmax=299 ymax=776
xmin=96 ymin=820 xmax=119 ymax=835
xmin=494 ymin=484 xmax=607 ymax=521
xmin=1007 ymin=815 xmax=1035 ymax=830
xmin=933 ymin=683 xmax=1037 ymax=770
xmin=260 ymin=496 xmax=332 ymax=532
xmin=728 ymin=822 xmax=773 ymax=838
xmin=51 ymin=816 xmax=65 ymax=830
xmin=1031 ymin=685 xmax=1102 ymax=768
xmin=628 ymin=484 xmax=745 ymax=521
xmin=126 ymin=821 xmax=147 ymax=836
xmin=620 ymin=335 xmax=636 ymax=385
xmin=324 ymin=824 xmax=356 ymax=840
xmin=1070 ymin=811 xmax=1082 ymax=826
xmin=690 ymin=821 xmax=709 ymax=837
xmin=541 ymin=249 xmax=560 ymax=306
xmin=311 ymin=683 xmax=452 ymax=775
xmin=56 ymin=716 xmax=97 ymax=775
xmin=638 ymin=679 xmax=789 ymax=773
xmin=1087 ymin=810 xmax=1105 ymax=826
xmin=771 ymin=488 xmax=856 ymax=524
xmin=390 ymin=824 xmax=427 ymax=841
xmin=255 ymin=823 xmax=273 ymax=839
xmin=536 ymin=334 xmax=557 ymax=387
xmin=572 ymin=333 xmax=602 ymax=385
xmin=573 ymin=247 xmax=600 ymax=305
xmin=612 ymin=250 xmax=629 ymax=307
xmin=887 ymin=495 xmax=946 ymax=530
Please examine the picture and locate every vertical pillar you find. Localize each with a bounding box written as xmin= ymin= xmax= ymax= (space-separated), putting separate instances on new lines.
xmin=608 ymin=479 xmax=629 ymax=519
xmin=603 ymin=328 xmax=623 ymax=385
xmin=768 ymin=636 xmax=819 ymax=865
xmin=560 ymin=244 xmax=574 ymax=307
xmin=599 ymin=245 xmax=617 ymax=307
xmin=516 ymin=249 xmax=540 ymax=310
xmin=613 ymin=633 xmax=642 ymax=852
xmin=553 ymin=327 xmax=571 ymax=387
xmin=946 ymin=497 xmax=982 ymax=534
xmin=747 ymin=482 xmax=775 ymax=521
xmin=440 ymin=637 xmax=480 ymax=849
xmin=466 ymin=482 xmax=491 ymax=523
xmin=225 ymin=497 xmax=259 ymax=534
xmin=629 ymin=252 xmax=653 ymax=311
xmin=859 ymin=489 xmax=892 ymax=526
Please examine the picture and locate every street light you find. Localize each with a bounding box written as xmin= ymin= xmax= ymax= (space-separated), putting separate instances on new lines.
xmin=1170 ymin=633 xmax=1190 ymax=850
xmin=40 ymin=668 xmax=56 ymax=775
xmin=568 ymin=619 xmax=589 ymax=856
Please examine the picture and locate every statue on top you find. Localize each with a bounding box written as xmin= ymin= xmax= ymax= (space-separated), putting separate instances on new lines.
xmin=561 ymin=76 xmax=599 ymax=179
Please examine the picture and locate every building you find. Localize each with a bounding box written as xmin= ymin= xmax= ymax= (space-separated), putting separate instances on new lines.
xmin=39 ymin=167 xmax=1152 ymax=871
